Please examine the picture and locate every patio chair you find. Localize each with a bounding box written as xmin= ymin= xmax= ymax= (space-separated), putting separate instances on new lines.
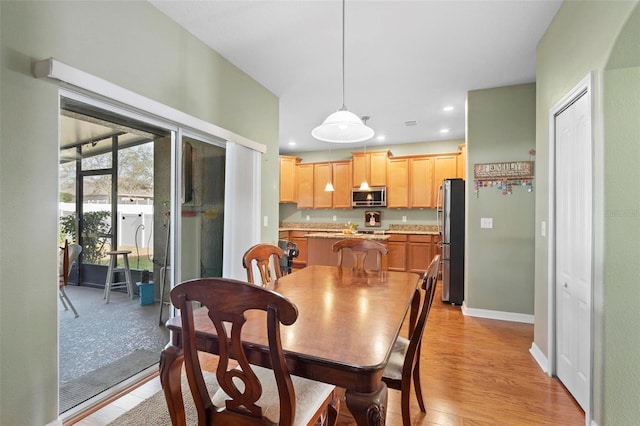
xmin=59 ymin=240 xmax=82 ymax=318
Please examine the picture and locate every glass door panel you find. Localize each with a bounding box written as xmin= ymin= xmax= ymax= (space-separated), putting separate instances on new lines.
xmin=179 ymin=136 xmax=225 ymax=282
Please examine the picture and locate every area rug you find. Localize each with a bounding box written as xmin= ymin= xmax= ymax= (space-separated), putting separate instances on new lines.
xmin=60 ymin=349 xmax=160 ymax=413
xmin=107 ymin=372 xmax=219 ymax=426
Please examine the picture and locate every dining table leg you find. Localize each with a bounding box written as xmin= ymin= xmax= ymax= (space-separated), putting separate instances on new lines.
xmin=345 ymin=382 xmax=388 ymax=426
xmin=159 ymin=344 xmax=187 ymax=426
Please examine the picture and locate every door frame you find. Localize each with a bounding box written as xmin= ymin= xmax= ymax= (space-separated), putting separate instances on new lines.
xmin=547 ymin=72 xmax=594 ymax=424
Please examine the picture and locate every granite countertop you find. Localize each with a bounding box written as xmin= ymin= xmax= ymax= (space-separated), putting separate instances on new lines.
xmin=280 ymin=222 xmax=439 ymax=235
xmin=305 ymin=232 xmax=390 ymax=241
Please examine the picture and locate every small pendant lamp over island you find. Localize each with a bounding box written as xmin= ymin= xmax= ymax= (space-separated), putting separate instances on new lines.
xmin=312 ymin=0 xmax=374 ymax=144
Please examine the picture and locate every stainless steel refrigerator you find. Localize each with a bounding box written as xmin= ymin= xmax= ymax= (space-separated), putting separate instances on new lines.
xmin=438 ymin=178 xmax=465 ymax=304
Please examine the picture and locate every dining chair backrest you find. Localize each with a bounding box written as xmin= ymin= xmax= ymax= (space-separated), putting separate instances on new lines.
xmin=332 ymin=238 xmax=388 ymax=272
xmin=382 ymin=254 xmax=440 ymax=425
xmin=59 ymin=240 xmax=82 ymax=285
xmin=242 ymin=243 xmax=284 ymax=286
xmin=168 ymin=277 xmax=336 ymax=425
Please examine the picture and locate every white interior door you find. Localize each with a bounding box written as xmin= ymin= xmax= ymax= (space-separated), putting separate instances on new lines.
xmin=554 ymin=89 xmax=592 ymax=410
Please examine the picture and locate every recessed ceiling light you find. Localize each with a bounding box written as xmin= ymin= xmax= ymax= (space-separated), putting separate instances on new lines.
xmin=443 ymin=106 xmax=454 ymax=112
xmin=440 ymin=128 xmax=450 ymax=134
xmin=288 ymin=141 xmax=296 ymax=146
xmin=376 ymin=135 xmax=386 ymax=141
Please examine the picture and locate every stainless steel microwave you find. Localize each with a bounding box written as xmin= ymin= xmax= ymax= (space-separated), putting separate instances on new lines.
xmin=351 ymin=187 xmax=387 ymax=207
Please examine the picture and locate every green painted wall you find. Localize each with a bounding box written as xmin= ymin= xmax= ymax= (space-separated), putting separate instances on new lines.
xmin=603 ymin=4 xmax=640 ymax=424
xmin=535 ymin=1 xmax=638 ymax=424
xmin=466 ymin=83 xmax=536 ymax=314
xmin=0 ymin=1 xmax=278 ymax=424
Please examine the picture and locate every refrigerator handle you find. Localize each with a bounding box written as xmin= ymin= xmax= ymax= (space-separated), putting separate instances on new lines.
xmin=436 ymin=183 xmax=442 ymax=235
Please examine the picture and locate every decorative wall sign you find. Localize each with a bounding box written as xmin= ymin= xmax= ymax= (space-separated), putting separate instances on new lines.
xmin=474 ymin=161 xmax=533 ymax=181
xmin=473 ymin=161 xmax=534 ymax=197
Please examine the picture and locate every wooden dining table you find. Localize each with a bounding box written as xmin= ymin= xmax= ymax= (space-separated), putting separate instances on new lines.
xmin=160 ymin=264 xmax=420 ymax=426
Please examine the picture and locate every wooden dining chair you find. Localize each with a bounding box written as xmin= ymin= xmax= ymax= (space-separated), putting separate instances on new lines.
xmin=58 ymin=240 xmax=82 ymax=318
xmin=382 ymin=254 xmax=440 ymax=426
xmin=163 ymin=277 xmax=338 ymax=426
xmin=242 ymin=243 xmax=284 ymax=286
xmin=332 ymin=238 xmax=388 ymax=272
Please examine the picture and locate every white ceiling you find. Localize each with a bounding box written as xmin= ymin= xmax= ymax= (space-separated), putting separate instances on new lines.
xmin=148 ymin=0 xmax=561 ymax=154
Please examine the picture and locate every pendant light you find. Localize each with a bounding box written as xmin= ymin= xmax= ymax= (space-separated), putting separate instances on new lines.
xmin=359 ymin=123 xmax=370 ymax=190
xmin=312 ymin=0 xmax=374 ymax=144
xmin=324 ymin=146 xmax=335 ymax=192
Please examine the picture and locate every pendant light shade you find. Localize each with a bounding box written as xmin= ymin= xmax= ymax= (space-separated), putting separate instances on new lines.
xmin=324 ymin=182 xmax=336 ymax=192
xmin=312 ymin=0 xmax=374 ymax=144
xmin=313 ymin=107 xmax=374 ymax=143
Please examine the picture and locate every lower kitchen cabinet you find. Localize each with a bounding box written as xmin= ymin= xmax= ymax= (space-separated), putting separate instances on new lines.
xmin=288 ymin=230 xmax=308 ymax=271
xmin=407 ymin=234 xmax=434 ymax=274
xmin=387 ymin=234 xmax=408 ymax=271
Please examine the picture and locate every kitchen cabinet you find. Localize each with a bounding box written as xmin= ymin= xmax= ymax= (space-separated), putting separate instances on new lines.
xmin=296 ymin=163 xmax=315 ymax=209
xmin=387 ymin=234 xmax=408 ymax=271
xmin=410 ymin=156 xmax=434 ymax=208
xmin=332 ymin=161 xmax=352 ymax=208
xmin=457 ymin=144 xmax=466 ymax=180
xmin=313 ymin=163 xmax=333 ymax=209
xmin=297 ymin=161 xmax=352 ymax=209
xmin=407 ymin=234 xmax=434 ymax=274
xmin=352 ymin=150 xmax=390 ymax=188
xmin=387 ymin=155 xmax=435 ymax=208
xmin=433 ymin=155 xmax=458 ymax=205
xmin=387 ymin=158 xmax=409 ymax=208
xmin=279 ymin=156 xmax=300 ymax=203
xmin=288 ymin=230 xmax=308 ymax=271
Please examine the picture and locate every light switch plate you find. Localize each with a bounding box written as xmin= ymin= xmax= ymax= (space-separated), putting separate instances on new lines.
xmin=480 ymin=217 xmax=493 ymax=229
xmin=263 ymin=216 xmax=268 ymax=227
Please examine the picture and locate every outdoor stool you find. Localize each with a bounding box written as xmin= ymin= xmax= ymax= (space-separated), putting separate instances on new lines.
xmin=104 ymin=250 xmax=134 ymax=303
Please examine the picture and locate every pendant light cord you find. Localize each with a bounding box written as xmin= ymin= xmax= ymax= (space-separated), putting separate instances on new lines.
xmin=341 ymin=0 xmax=346 ymax=109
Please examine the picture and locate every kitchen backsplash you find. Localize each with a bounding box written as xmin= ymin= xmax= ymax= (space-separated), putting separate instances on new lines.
xmin=280 ymin=222 xmax=439 ymax=233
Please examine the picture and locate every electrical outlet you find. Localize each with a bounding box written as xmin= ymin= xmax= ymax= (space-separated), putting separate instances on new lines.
xmin=541 ymin=221 xmax=546 ymax=237
xmin=480 ymin=217 xmax=493 ymax=229
xmin=402 ymin=216 xmax=407 ymax=223
xmin=332 ymin=215 xmax=337 ymax=221
xmin=306 ymin=215 xmax=310 ymax=221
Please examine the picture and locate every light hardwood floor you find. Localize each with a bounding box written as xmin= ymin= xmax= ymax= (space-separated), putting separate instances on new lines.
xmin=70 ymin=284 xmax=584 ymax=426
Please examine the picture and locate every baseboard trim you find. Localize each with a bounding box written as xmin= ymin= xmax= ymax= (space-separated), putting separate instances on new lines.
xmin=461 ymin=302 xmax=534 ymax=324
xmin=529 ymin=341 xmax=549 ymax=374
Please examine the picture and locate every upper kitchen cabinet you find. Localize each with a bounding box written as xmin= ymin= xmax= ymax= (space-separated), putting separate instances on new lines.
xmin=387 ymin=157 xmax=409 ymax=208
xmin=313 ymin=162 xmax=333 ymax=209
xmin=296 ymin=161 xmax=352 ymax=209
xmin=296 ymin=163 xmax=314 ymax=208
xmin=457 ymin=144 xmax=467 ymax=180
xmin=433 ymin=154 xmax=458 ymax=205
xmin=410 ymin=156 xmax=435 ymax=208
xmin=279 ymin=156 xmax=301 ymax=203
xmin=388 ymin=155 xmax=435 ymax=208
xmin=352 ymin=150 xmax=390 ymax=188
xmin=332 ymin=160 xmax=352 ymax=209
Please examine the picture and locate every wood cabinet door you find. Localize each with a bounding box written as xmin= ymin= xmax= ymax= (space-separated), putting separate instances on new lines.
xmin=369 ymin=151 xmax=388 ymax=187
xmin=407 ymin=235 xmax=433 ymax=273
xmin=457 ymin=145 xmax=466 ymax=180
xmin=387 ymin=158 xmax=409 ymax=208
xmin=332 ymin=161 xmax=352 ymax=208
xmin=352 ymin=154 xmax=367 ymax=187
xmin=279 ymin=156 xmax=299 ymax=203
xmin=289 ymin=231 xmax=308 ymax=269
xmin=296 ymin=164 xmax=314 ymax=209
xmin=313 ymin=163 xmax=333 ymax=208
xmin=387 ymin=234 xmax=408 ymax=271
xmin=433 ymin=155 xmax=458 ymax=205
xmin=410 ymin=156 xmax=434 ymax=208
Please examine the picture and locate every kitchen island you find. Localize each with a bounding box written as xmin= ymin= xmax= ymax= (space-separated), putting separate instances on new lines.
xmin=306 ymin=232 xmax=391 ymax=271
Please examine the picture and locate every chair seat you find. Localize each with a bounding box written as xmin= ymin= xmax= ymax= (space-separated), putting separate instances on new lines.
xmin=212 ymin=365 xmax=335 ymax=425
xmin=383 ymin=336 xmax=410 ymax=381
